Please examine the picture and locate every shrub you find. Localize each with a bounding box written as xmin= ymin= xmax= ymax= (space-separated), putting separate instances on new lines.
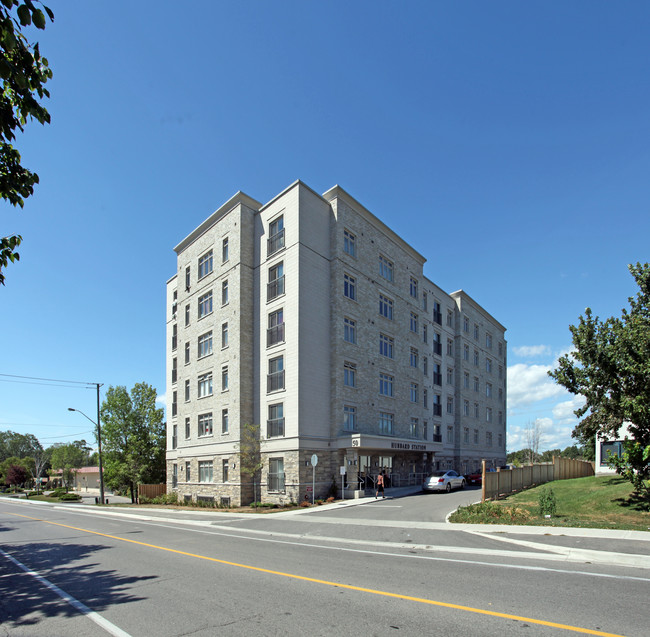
xmin=538 ymin=487 xmax=557 ymax=517
xmin=300 ymin=500 xmax=311 ymax=507
xmin=326 ymin=496 xmax=335 ymax=503
xmin=58 ymin=493 xmax=82 ymax=502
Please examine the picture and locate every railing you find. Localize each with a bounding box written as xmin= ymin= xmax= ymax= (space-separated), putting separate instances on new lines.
xmin=267 ymin=370 xmax=285 ymax=393
xmin=432 ymin=434 xmax=442 ymax=442
xmin=433 ymin=342 xmax=442 ymax=355
xmin=267 ymin=323 xmax=285 ymax=347
xmin=433 ymin=373 xmax=442 ymax=386
xmin=267 ymin=230 xmax=285 ymax=256
xmin=267 ymin=276 xmax=285 ymax=301
xmin=433 ymin=404 xmax=442 ymax=416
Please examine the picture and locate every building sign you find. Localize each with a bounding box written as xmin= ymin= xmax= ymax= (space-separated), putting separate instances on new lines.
xmin=390 ymin=442 xmax=427 ymax=451
xmin=343 ymin=434 xmax=431 ymax=453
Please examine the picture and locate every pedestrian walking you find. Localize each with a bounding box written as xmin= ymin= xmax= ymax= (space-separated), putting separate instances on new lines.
xmin=376 ymin=470 xmax=385 ymax=498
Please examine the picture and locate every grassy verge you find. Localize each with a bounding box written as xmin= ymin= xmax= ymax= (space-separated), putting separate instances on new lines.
xmin=449 ymin=475 xmax=650 ymax=531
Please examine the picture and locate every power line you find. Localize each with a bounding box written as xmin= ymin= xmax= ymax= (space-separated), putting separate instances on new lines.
xmin=0 ymin=373 xmax=99 ymax=388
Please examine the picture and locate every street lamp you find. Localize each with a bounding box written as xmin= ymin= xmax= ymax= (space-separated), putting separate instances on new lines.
xmin=68 ymin=406 xmax=105 ymax=505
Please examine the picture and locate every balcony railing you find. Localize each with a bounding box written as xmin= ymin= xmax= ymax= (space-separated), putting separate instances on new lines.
xmin=433 ymin=342 xmax=442 ymax=356
xmin=267 ymin=230 xmax=285 ymax=256
xmin=433 ymin=373 xmax=442 ymax=386
xmin=267 ymin=275 xmax=285 ymax=301
xmin=433 ymin=310 xmax=442 ymax=325
xmin=433 ymin=404 xmax=442 ymax=416
xmin=267 ymin=370 xmax=285 ymax=393
xmin=267 ymin=323 xmax=285 ymax=347
xmin=267 ymin=418 xmax=285 ymax=438
xmin=432 ymin=434 xmax=442 ymax=443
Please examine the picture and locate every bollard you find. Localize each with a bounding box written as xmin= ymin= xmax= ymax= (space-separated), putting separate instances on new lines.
xmin=95 ymin=497 xmax=99 ymax=504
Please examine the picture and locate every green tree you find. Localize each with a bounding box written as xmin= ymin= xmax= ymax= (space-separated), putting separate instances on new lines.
xmin=236 ymin=423 xmax=263 ymax=505
xmin=100 ymin=383 xmax=165 ymax=503
xmin=0 ymin=0 xmax=53 ymax=285
xmin=6 ymin=462 xmax=27 ymax=489
xmin=0 ymin=454 xmax=31 ymax=484
xmin=49 ymin=443 xmax=85 ymax=491
xmin=539 ymin=449 xmax=562 ymax=463
xmin=0 ymin=430 xmax=42 ymax=462
xmin=550 ymin=262 xmax=650 ymax=500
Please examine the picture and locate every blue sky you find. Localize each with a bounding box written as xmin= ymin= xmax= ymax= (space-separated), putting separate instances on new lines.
xmin=1 ymin=1 xmax=648 ymax=453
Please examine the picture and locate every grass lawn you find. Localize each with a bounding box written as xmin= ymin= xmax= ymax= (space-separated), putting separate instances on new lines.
xmin=449 ymin=475 xmax=650 ymax=531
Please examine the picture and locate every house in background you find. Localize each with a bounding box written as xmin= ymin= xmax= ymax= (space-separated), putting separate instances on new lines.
xmin=595 ymin=422 xmax=631 ymax=474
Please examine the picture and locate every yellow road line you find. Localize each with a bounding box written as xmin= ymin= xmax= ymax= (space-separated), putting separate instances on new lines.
xmin=5 ymin=511 xmax=626 ymax=637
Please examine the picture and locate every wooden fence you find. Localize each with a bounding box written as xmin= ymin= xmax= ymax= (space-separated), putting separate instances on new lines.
xmin=138 ymin=483 xmax=166 ymax=500
xmin=482 ymin=457 xmax=595 ymax=501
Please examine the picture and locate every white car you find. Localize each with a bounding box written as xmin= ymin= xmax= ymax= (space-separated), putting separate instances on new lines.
xmin=423 ymin=470 xmax=466 ymax=493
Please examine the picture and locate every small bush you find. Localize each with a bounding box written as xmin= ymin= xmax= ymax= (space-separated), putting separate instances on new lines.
xmin=326 ymin=496 xmax=335 ymax=503
xmin=449 ymin=501 xmax=532 ymax=525
xmin=538 ymin=487 xmax=557 ymax=517
xmin=300 ymin=500 xmax=311 ymax=507
xmin=58 ymin=493 xmax=82 ymax=502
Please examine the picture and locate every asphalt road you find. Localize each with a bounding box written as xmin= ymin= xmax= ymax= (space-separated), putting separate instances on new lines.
xmin=0 ymin=492 xmax=648 ymax=637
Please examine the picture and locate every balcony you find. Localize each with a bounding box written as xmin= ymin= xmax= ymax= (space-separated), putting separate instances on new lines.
xmin=267 ymin=275 xmax=285 ymax=301
xmin=267 ymin=323 xmax=285 ymax=347
xmin=267 ymin=230 xmax=285 ymax=257
xmin=433 ymin=404 xmax=442 ymax=416
xmin=267 ymin=370 xmax=285 ymax=393
xmin=433 ymin=373 xmax=442 ymax=386
xmin=433 ymin=342 xmax=442 ymax=356
xmin=267 ymin=418 xmax=285 ymax=438
xmin=432 ymin=434 xmax=442 ymax=443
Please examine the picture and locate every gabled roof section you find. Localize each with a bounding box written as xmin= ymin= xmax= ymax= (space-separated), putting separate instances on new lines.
xmin=322 ymin=185 xmax=426 ymax=265
xmin=174 ymin=191 xmax=262 ymax=254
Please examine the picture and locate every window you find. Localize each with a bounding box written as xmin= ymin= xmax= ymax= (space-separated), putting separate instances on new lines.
xmin=473 ymin=350 xmax=479 ymax=366
xmin=474 ymin=376 xmax=480 ymax=392
xmin=198 ymin=291 xmax=213 ymax=319
xmin=379 ymin=412 xmax=394 ymax=435
xmin=486 ymin=382 xmax=493 ymax=398
xmin=184 ymin=304 xmax=190 ymax=327
xmin=379 ymin=255 xmax=393 ymax=281
xmin=268 ymin=262 xmax=285 ymax=301
xmin=379 ymin=373 xmax=394 ymax=397
xmin=410 ymin=418 xmax=418 ymax=437
xmin=423 ymin=324 xmax=428 ymax=343
xmin=474 ymin=402 xmax=479 ymax=418
xmin=197 ymin=331 xmax=212 ymax=359
xmin=474 ymin=429 xmax=479 ymax=444
xmin=268 ymin=309 xmax=285 ymax=347
xmin=268 ymin=457 xmax=285 ymax=491
xmin=410 ymin=277 xmax=418 ymax=298
xmin=463 ymin=372 xmax=470 ymax=389
xmin=447 ymin=396 xmax=454 ymax=414
xmin=184 ymin=379 xmax=190 ymax=402
xmin=463 ymin=316 xmax=469 ymax=333
xmin=423 ymin=389 xmax=428 ymax=408
xmin=463 ymin=344 xmax=469 ymax=361
xmin=486 ymin=431 xmax=493 ymax=446
xmin=344 ymin=273 xmax=356 ymax=300
xmin=463 ymin=400 xmax=470 ymax=416
xmin=343 ymin=405 xmax=357 ymax=431
xmin=498 ymin=342 xmax=503 ymax=357
xmin=433 ymin=424 xmax=442 ymax=442
xmin=423 ymin=356 xmax=428 ymax=376
xmin=268 ymin=216 xmax=285 ymax=256
xmin=433 ymin=363 xmax=442 ymax=385
xmin=222 ymin=408 xmax=229 ymax=434
xmin=344 ymin=361 xmax=356 ymax=387
xmin=222 ymin=280 xmax=229 ymax=305
xmin=433 ymin=301 xmax=442 ymax=325
xmin=486 ymin=408 xmax=493 ymax=423
xmin=486 ymin=358 xmax=492 ymax=373
xmin=447 ymin=425 xmax=453 ymax=443
xmin=185 ymin=266 xmax=190 ymax=290
xmin=379 ymin=333 xmax=394 ymax=358
xmin=185 ymin=417 xmax=190 ymax=439
xmin=410 ymin=383 xmax=418 ymax=403
xmin=184 ymin=341 xmax=190 ymax=365
xmin=172 ymin=357 xmax=178 ymax=384
xmin=447 ymin=339 xmax=454 ymax=357
xmin=222 ymin=366 xmax=229 ymax=391
xmin=433 ymin=394 xmax=442 ymax=416
xmin=498 ymin=412 xmax=503 ymax=425
xmin=433 ymin=332 xmax=442 ymax=356
xmin=344 ymin=229 xmax=356 ymax=257
xmin=474 ymin=323 xmax=479 ymax=340
xmin=198 ymin=460 xmax=213 ymax=482
xmin=267 ymin=403 xmax=284 ymax=437
xmin=222 ymin=237 xmax=229 ymax=263
xmin=344 ymin=317 xmax=356 ymax=344
xmin=446 ymin=310 xmax=454 ymax=327
xmin=172 ymin=463 xmax=178 ymax=488
xmin=198 ymin=250 xmax=213 ymax=279
xmin=464 ymin=427 xmax=469 ymax=444
xmin=486 ymin=333 xmax=493 ymax=349
xmin=499 ymin=365 xmax=503 ymax=379
xmin=198 ymin=373 xmax=213 ymax=398
xmin=379 ymin=294 xmax=393 ymax=319
xmin=446 ymin=367 xmax=454 ymax=385
xmin=222 ymin=322 xmax=228 ymax=348
xmin=172 ymin=424 xmax=177 ymax=449
xmin=222 ymin=459 xmax=229 ymax=482
xmin=410 ymin=347 xmax=419 ymax=368
xmin=198 ymin=412 xmax=213 ymax=437
xmin=499 ymin=388 xmax=504 ymax=403
xmin=172 ymin=324 xmax=177 ymax=350
xmin=422 ymin=292 xmax=428 ymax=311
xmin=600 ymin=441 xmax=623 ymax=465
xmin=410 ymin=312 xmax=418 ymax=333
xmin=185 ymin=461 xmax=190 ymax=481
xmin=498 ymin=432 xmax=503 ymax=447
xmin=267 ymin=356 xmax=284 ymax=392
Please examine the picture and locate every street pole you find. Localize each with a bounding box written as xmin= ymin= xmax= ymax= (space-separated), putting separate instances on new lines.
xmin=96 ymin=383 xmax=105 ymax=505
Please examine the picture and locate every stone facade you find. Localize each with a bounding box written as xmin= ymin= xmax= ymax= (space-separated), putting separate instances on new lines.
xmin=166 ymin=181 xmax=507 ymax=506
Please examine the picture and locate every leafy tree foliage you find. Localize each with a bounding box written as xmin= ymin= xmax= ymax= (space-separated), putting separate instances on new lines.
xmin=0 ymin=429 xmax=41 ymax=462
xmin=550 ymin=262 xmax=650 ymax=499
xmin=100 ymin=383 xmax=165 ymax=503
xmin=0 ymin=454 xmax=31 ymax=483
xmin=235 ymin=423 xmax=263 ymax=505
xmin=0 ymin=0 xmax=53 ymax=285
xmin=6 ymin=462 xmax=27 ymax=488
xmin=49 ymin=442 xmax=85 ymax=490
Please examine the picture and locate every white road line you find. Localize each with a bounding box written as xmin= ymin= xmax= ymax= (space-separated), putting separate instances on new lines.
xmin=0 ymin=548 xmax=132 ymax=637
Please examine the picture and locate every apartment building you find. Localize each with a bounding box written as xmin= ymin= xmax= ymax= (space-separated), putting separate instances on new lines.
xmin=166 ymin=181 xmax=507 ymax=505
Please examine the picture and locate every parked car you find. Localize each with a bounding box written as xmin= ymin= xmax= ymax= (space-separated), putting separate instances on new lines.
xmin=465 ymin=470 xmax=483 ymax=486
xmin=422 ymin=470 xmax=466 ymax=493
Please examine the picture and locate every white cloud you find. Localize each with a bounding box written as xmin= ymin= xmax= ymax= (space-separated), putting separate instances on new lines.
xmin=156 ymin=393 xmax=166 ymax=405
xmin=507 ymin=363 xmax=566 ymax=408
xmin=512 ymin=345 xmax=550 ymax=357
xmin=552 ymin=396 xmax=586 ymax=424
